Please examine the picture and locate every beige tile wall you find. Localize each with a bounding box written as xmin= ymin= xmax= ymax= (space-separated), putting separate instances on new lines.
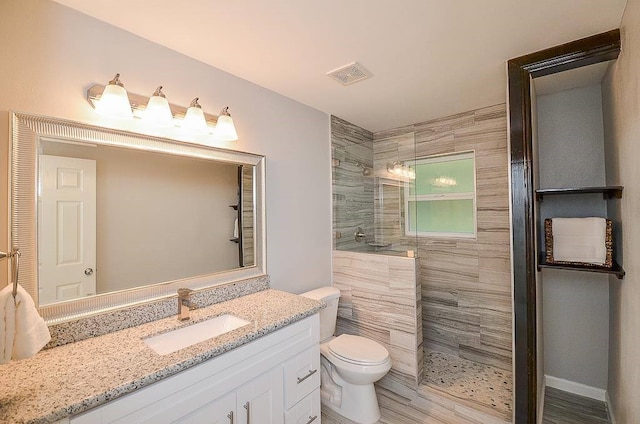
xmin=332 ymin=250 xmax=422 ymax=387
xmin=372 ymin=104 xmax=512 ymax=371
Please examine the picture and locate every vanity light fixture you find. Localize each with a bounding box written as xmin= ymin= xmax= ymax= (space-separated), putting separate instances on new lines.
xmin=86 ymin=74 xmax=240 ymax=141
xmin=182 ymin=98 xmax=209 ymax=134
xmin=387 ymin=161 xmax=415 ymax=179
xmin=143 ymin=86 xmax=174 ymax=128
xmin=93 ymin=73 xmax=133 ymax=119
xmin=214 ymin=107 xmax=239 ymax=142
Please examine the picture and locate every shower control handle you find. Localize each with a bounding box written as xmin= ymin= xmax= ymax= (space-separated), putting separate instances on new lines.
xmin=354 ymin=227 xmax=366 ymax=242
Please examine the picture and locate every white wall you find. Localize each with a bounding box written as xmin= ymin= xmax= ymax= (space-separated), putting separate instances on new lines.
xmin=536 ymin=84 xmax=609 ymax=391
xmin=0 ymin=0 xmax=332 ymax=294
xmin=602 ymin=0 xmax=640 ymax=420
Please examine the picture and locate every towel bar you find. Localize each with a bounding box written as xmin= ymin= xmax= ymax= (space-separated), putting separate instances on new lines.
xmin=0 ymin=248 xmax=21 ymax=298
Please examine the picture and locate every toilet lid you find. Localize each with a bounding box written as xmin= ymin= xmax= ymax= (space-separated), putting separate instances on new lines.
xmin=328 ymin=334 xmax=389 ymax=365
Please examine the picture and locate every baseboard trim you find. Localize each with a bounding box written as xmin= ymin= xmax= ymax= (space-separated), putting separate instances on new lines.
xmin=545 ymin=375 xmax=606 ymax=401
xmin=537 ymin=375 xmax=546 ymax=424
xmin=606 ymin=390 xmax=616 ymax=424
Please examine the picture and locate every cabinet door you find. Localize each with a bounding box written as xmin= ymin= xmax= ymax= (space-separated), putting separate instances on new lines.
xmin=175 ymin=392 xmax=236 ymax=424
xmin=236 ymin=367 xmax=284 ymax=424
xmin=284 ymin=388 xmax=320 ymax=424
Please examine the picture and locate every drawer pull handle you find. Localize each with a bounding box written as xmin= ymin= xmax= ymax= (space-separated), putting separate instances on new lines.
xmin=297 ymin=369 xmax=318 ymax=384
xmin=227 ymin=411 xmax=234 ymax=424
xmin=306 ymin=415 xmax=318 ymax=424
xmin=244 ymin=401 xmax=250 ymax=424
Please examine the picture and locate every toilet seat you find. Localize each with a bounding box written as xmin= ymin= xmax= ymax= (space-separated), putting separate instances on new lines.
xmin=328 ymin=334 xmax=389 ymax=366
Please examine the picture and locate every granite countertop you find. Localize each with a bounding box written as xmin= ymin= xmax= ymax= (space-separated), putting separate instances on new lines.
xmin=0 ymin=289 xmax=323 ymax=424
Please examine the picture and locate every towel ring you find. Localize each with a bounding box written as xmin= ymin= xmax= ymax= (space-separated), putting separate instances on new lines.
xmin=0 ymin=248 xmax=21 ymax=298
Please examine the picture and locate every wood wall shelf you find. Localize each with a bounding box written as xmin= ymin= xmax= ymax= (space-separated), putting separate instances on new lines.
xmin=535 ymin=186 xmax=623 ymax=201
xmin=538 ymin=253 xmax=625 ymax=279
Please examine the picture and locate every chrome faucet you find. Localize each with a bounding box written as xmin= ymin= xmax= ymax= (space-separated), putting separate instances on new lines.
xmin=177 ymin=288 xmax=194 ymax=321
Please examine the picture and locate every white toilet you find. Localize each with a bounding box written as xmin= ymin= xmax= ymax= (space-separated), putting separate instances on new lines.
xmin=301 ymin=286 xmax=392 ymax=424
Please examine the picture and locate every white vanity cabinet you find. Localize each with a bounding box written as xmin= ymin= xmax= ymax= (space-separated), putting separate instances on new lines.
xmin=70 ymin=314 xmax=319 ymax=424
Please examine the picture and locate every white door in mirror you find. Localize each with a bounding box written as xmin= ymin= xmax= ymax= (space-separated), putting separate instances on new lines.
xmin=143 ymin=314 xmax=251 ymax=355
xmin=39 ymin=155 xmax=97 ymax=306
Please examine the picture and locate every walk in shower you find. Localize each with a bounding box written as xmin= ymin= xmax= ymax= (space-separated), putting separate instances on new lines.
xmin=331 ymin=108 xmax=513 ymax=423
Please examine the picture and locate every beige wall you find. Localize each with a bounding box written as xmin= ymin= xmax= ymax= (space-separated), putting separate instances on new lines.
xmin=602 ymin=0 xmax=640 ymax=420
xmin=0 ymin=0 xmax=332 ymax=294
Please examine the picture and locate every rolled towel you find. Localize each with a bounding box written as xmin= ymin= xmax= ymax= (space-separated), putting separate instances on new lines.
xmin=1 ymin=284 xmax=50 ymax=363
xmin=552 ymin=217 xmax=607 ymax=265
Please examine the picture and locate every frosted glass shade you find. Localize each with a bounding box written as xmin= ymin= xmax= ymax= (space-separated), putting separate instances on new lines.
xmin=183 ymin=105 xmax=208 ymax=133
xmin=95 ymin=84 xmax=133 ymax=119
xmin=144 ymin=95 xmax=174 ymax=128
xmin=215 ymin=114 xmax=238 ymax=141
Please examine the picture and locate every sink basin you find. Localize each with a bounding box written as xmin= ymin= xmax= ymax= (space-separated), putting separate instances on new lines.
xmin=144 ymin=314 xmax=251 ymax=355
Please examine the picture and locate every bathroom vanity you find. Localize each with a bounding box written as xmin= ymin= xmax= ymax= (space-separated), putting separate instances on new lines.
xmin=2 ymin=113 xmax=323 ymax=423
xmin=0 ymin=289 xmax=322 ymax=424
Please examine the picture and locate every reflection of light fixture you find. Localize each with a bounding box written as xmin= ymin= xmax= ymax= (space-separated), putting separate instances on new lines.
xmin=215 ymin=107 xmax=239 ymax=141
xmin=183 ymin=98 xmax=208 ymax=133
xmin=86 ymin=74 xmax=239 ymax=141
xmin=432 ymin=176 xmax=457 ymax=187
xmin=387 ymin=161 xmax=415 ymax=179
xmin=143 ymin=86 xmax=174 ymax=128
xmin=94 ymin=73 xmax=133 ymax=119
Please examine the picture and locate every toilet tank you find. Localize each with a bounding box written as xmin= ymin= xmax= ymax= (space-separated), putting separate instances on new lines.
xmin=299 ymin=286 xmax=340 ymax=342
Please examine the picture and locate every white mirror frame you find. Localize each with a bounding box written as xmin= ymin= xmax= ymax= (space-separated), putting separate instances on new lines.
xmin=9 ymin=112 xmax=266 ymax=324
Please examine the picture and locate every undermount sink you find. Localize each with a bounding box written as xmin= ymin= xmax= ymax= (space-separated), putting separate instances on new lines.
xmin=144 ymin=314 xmax=251 ymax=355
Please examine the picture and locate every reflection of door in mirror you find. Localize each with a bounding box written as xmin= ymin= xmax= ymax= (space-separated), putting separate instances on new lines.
xmin=39 ymin=155 xmax=97 ymax=305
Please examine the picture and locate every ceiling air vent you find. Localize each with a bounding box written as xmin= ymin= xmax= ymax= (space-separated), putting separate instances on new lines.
xmin=326 ymin=62 xmax=372 ymax=86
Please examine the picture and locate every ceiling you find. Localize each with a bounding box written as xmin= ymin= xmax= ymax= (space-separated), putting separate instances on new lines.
xmin=53 ymin=0 xmax=627 ymax=133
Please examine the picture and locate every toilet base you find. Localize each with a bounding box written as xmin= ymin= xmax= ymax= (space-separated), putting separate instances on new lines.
xmin=320 ymin=369 xmax=381 ymax=424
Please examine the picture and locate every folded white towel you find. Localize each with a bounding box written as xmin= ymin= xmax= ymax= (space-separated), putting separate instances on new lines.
xmin=1 ymin=284 xmax=51 ymax=364
xmin=233 ymin=218 xmax=239 ymax=238
xmin=552 ymin=217 xmax=607 ymax=265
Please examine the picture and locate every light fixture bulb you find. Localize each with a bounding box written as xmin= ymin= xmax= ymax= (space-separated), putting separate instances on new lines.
xmin=94 ymin=73 xmax=133 ymax=119
xmin=144 ymin=86 xmax=174 ymax=128
xmin=183 ymin=97 xmax=208 ymax=133
xmin=215 ymin=107 xmax=239 ymax=141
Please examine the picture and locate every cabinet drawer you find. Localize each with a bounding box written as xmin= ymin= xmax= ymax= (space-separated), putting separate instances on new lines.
xmin=284 ymin=388 xmax=320 ymax=424
xmin=283 ymin=345 xmax=320 ymax=409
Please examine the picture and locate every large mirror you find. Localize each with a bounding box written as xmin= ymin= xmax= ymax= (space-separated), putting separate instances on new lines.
xmin=10 ymin=112 xmax=265 ymax=323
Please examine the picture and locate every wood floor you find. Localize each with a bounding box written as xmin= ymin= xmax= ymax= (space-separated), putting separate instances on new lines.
xmin=542 ymin=387 xmax=610 ymax=424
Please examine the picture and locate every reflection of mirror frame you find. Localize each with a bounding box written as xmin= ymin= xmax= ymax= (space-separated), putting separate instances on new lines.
xmin=10 ymin=112 xmax=266 ymax=323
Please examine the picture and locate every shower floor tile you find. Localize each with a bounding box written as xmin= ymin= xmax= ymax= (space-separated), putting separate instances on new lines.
xmin=422 ymin=349 xmax=513 ymax=420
